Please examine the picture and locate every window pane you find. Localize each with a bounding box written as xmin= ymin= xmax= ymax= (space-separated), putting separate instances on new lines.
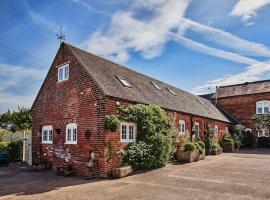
xmin=129 ymin=126 xmax=134 ymax=140
xmin=59 ymin=68 xmax=63 ymax=81
xmin=73 ymin=128 xmax=77 ymax=142
xmin=49 ymin=130 xmax=53 ymax=141
xmin=264 ymin=107 xmax=269 ymax=113
xmin=67 ymin=129 xmax=71 ymax=141
xmin=64 ymin=66 xmax=69 ymax=79
xmin=258 ymin=107 xmax=262 ymax=114
xmin=122 ymin=125 xmax=127 ymax=139
xmin=43 ymin=130 xmax=47 ymax=141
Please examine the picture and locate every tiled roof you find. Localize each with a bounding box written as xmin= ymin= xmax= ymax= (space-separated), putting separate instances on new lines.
xmin=216 ymin=80 xmax=270 ymax=98
xmin=65 ymin=43 xmax=230 ymax=123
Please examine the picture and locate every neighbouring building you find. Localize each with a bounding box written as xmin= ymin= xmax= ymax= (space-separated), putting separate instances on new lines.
xmin=32 ymin=43 xmax=232 ymax=177
xmin=211 ymin=81 xmax=270 ymax=140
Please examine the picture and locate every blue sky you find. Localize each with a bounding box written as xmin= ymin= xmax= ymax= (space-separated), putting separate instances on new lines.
xmin=1 ymin=0 xmax=270 ymax=112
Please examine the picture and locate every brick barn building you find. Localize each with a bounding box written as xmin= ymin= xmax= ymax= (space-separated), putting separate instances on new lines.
xmin=32 ymin=43 xmax=232 ymax=177
xmin=212 ymin=81 xmax=270 ymax=139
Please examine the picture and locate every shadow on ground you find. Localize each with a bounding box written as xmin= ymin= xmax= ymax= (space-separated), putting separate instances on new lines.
xmin=0 ymin=166 xmax=106 ymax=197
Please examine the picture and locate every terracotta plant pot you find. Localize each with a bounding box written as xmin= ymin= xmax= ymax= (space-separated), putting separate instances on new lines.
xmin=111 ymin=166 xmax=133 ymax=178
xmin=176 ymin=149 xmax=196 ymax=163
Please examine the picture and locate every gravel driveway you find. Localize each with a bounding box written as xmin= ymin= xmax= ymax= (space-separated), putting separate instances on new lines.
xmin=1 ymin=149 xmax=270 ymax=200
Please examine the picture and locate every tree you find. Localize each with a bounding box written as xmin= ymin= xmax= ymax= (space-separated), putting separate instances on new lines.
xmin=0 ymin=107 xmax=32 ymax=161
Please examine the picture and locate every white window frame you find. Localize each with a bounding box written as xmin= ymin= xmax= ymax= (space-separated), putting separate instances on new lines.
xmin=42 ymin=125 xmax=53 ymax=144
xmin=66 ymin=123 xmax=77 ymax=144
xmin=214 ymin=125 xmax=219 ymax=135
xmin=115 ymin=76 xmax=132 ymax=88
xmin=258 ymin=129 xmax=269 ymax=137
xmin=178 ymin=120 xmax=185 ymax=135
xmin=194 ymin=122 xmax=200 ymax=139
xmin=150 ymin=82 xmax=162 ymax=91
xmin=256 ymin=101 xmax=270 ymax=114
xmin=58 ymin=64 xmax=69 ymax=82
xmin=120 ymin=122 xmax=137 ymax=143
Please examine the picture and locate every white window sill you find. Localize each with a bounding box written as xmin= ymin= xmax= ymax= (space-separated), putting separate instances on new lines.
xmin=57 ymin=79 xmax=68 ymax=83
xmin=120 ymin=140 xmax=136 ymax=143
xmin=41 ymin=141 xmax=53 ymax=144
xmin=65 ymin=142 xmax=77 ymax=145
xmin=178 ymin=132 xmax=185 ymax=135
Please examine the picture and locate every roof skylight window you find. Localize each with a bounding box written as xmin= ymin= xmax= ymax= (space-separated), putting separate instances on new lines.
xmin=166 ymin=87 xmax=176 ymax=95
xmin=150 ymin=82 xmax=162 ymax=91
xmin=196 ymin=97 xmax=205 ymax=104
xmin=115 ymin=76 xmax=132 ymax=88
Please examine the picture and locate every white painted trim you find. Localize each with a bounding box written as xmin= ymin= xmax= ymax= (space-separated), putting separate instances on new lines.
xmin=57 ymin=64 xmax=69 ymax=82
xmin=120 ymin=122 xmax=137 ymax=143
xmin=178 ymin=120 xmax=185 ymax=135
xmin=66 ymin=123 xmax=78 ymax=144
xmin=41 ymin=125 xmax=53 ymax=144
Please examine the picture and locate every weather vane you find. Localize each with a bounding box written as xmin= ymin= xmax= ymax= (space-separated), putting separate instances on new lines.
xmin=56 ymin=26 xmax=65 ymax=44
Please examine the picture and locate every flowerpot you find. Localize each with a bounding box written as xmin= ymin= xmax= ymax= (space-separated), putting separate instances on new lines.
xmin=211 ymin=149 xmax=222 ymax=155
xmin=111 ymin=166 xmax=133 ymax=178
xmin=223 ymin=143 xmax=235 ymax=152
xmin=176 ymin=149 xmax=196 ymax=163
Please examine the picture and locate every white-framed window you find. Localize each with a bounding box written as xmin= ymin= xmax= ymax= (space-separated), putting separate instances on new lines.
xmin=120 ymin=122 xmax=137 ymax=143
xmin=214 ymin=125 xmax=219 ymax=135
xmin=115 ymin=76 xmax=132 ymax=88
xmin=194 ymin=122 xmax=200 ymax=140
xmin=178 ymin=120 xmax=185 ymax=135
xmin=256 ymin=101 xmax=270 ymax=114
xmin=166 ymin=87 xmax=176 ymax=95
xmin=258 ymin=129 xmax=269 ymax=137
xmin=58 ymin=64 xmax=69 ymax=82
xmin=150 ymin=82 xmax=162 ymax=91
xmin=66 ymin=123 xmax=77 ymax=144
xmin=42 ymin=125 xmax=53 ymax=144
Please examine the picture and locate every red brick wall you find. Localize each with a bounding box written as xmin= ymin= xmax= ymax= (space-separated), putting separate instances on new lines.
xmin=32 ymin=44 xmax=106 ymax=177
xmin=32 ymin=44 xmax=230 ymax=177
xmin=217 ymin=92 xmax=270 ymax=134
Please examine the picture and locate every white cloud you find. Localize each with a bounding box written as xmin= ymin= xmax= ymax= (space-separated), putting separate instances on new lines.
xmin=71 ymin=0 xmax=111 ymax=16
xmin=23 ymin=0 xmax=59 ymax=33
xmin=0 ymin=63 xmax=46 ymax=112
xmin=172 ymin=33 xmax=259 ymax=65
xmin=230 ymin=0 xmax=270 ymax=24
xmin=178 ymin=18 xmax=270 ymax=57
xmin=83 ymin=0 xmax=190 ymax=62
xmin=193 ymin=60 xmax=270 ymax=94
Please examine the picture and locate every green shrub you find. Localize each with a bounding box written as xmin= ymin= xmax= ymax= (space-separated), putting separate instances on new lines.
xmin=121 ymin=104 xmax=173 ymax=169
xmin=205 ymin=138 xmax=213 ymax=151
xmin=197 ymin=141 xmax=205 ymax=149
xmin=239 ymin=129 xmax=256 ymax=147
xmin=194 ymin=142 xmax=203 ymax=154
xmin=104 ymin=115 xmax=120 ymax=131
xmin=122 ymin=142 xmax=154 ymax=169
xmin=212 ymin=142 xmax=222 ymax=150
xmin=184 ymin=143 xmax=196 ymax=152
xmin=0 ymin=141 xmax=22 ymax=162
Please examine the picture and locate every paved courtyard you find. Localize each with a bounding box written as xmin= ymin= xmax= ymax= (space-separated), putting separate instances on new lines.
xmin=1 ymin=149 xmax=270 ymax=200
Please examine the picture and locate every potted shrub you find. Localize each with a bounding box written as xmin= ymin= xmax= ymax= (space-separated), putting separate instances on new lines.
xmin=220 ymin=134 xmax=235 ymax=152
xmin=176 ymin=142 xmax=196 ymax=163
xmin=211 ymin=143 xmax=222 ymax=155
xmin=197 ymin=141 xmax=206 ymax=160
xmin=57 ymin=164 xmax=76 ymax=176
xmin=104 ymin=115 xmax=120 ymax=132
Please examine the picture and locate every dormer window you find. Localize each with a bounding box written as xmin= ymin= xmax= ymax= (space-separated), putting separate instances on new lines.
xmin=150 ymin=82 xmax=162 ymax=91
xmin=166 ymin=87 xmax=176 ymax=95
xmin=58 ymin=64 xmax=69 ymax=82
xmin=115 ymin=76 xmax=132 ymax=88
xmin=256 ymin=101 xmax=270 ymax=114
